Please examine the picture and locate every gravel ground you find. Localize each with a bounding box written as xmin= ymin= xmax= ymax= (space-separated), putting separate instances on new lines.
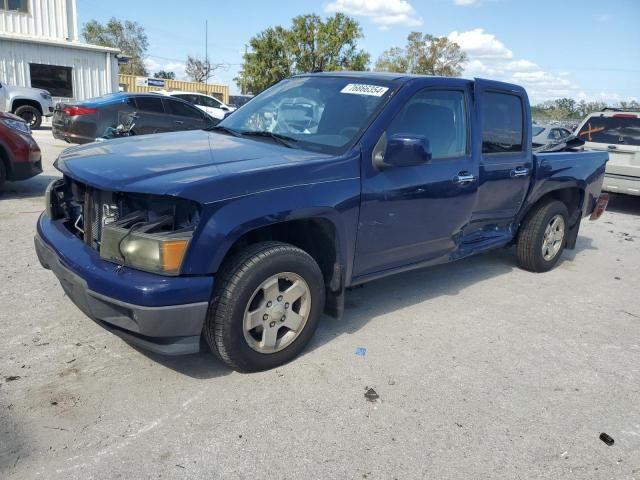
xmin=1 ymin=129 xmax=639 ymax=480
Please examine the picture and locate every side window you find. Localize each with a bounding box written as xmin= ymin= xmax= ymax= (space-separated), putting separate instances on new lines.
xmin=481 ymin=92 xmax=523 ymax=153
xmin=181 ymin=94 xmax=199 ymax=105
xmin=201 ymin=96 xmax=220 ymax=108
xmin=548 ymin=128 xmax=559 ymax=140
xmin=134 ymin=96 xmax=165 ymax=113
xmin=387 ymin=89 xmax=467 ymax=158
xmin=164 ymin=98 xmax=204 ymax=119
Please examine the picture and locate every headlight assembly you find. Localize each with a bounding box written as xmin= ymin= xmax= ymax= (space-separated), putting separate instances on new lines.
xmin=100 ymin=220 xmax=192 ymax=276
xmin=102 ymin=228 xmax=191 ymax=275
xmin=1 ymin=118 xmax=31 ymax=134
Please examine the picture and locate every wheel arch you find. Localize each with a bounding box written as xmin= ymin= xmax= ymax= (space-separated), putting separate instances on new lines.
xmin=11 ymin=98 xmax=43 ymax=114
xmin=517 ymin=186 xmax=585 ymax=248
xmin=201 ymin=211 xmax=347 ymax=318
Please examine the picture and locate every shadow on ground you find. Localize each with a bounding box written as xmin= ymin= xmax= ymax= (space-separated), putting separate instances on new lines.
xmin=0 ymin=400 xmax=30 ymax=477
xmin=133 ymin=235 xmax=598 ymax=377
xmin=139 ymin=347 xmax=233 ymax=380
xmin=0 ymin=174 xmax=60 ymax=200
xmin=606 ymin=193 xmax=640 ymax=215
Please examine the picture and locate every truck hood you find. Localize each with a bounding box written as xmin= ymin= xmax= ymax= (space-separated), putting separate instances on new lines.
xmin=8 ymin=85 xmax=50 ymax=98
xmin=55 ymin=129 xmax=348 ymax=203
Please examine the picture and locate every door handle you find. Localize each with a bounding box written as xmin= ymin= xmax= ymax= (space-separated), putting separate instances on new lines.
xmin=455 ymin=172 xmax=476 ymax=184
xmin=511 ymin=166 xmax=529 ymax=177
xmin=175 ymin=120 xmax=184 ymax=125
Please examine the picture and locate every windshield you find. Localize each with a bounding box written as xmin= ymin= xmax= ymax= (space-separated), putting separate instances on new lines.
xmin=577 ymin=115 xmax=640 ymax=147
xmin=218 ymin=76 xmax=395 ymax=154
xmin=532 ymin=126 xmax=545 ymax=136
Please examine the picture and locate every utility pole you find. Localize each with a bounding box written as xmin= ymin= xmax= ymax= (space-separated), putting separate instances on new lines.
xmin=242 ymin=44 xmax=248 ymax=95
xmin=205 ymin=19 xmax=208 ymax=85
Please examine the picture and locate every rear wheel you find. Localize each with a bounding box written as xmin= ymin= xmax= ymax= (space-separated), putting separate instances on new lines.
xmin=14 ymin=105 xmax=42 ymax=130
xmin=516 ymin=200 xmax=569 ymax=272
xmin=205 ymin=242 xmax=325 ymax=372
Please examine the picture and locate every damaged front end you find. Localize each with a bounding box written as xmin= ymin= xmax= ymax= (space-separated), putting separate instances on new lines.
xmin=45 ymin=176 xmax=200 ymax=275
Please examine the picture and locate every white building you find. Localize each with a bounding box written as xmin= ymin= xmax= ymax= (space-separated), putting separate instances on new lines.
xmin=0 ymin=0 xmax=119 ymax=103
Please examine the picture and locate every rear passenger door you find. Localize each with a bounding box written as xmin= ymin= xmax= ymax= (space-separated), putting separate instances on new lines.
xmin=162 ymin=97 xmax=212 ymax=131
xmin=131 ymin=96 xmax=173 ymax=135
xmin=472 ymin=82 xmax=532 ymax=234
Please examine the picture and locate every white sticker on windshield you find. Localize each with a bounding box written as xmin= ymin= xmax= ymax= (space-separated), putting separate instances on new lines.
xmin=340 ymin=83 xmax=389 ymax=97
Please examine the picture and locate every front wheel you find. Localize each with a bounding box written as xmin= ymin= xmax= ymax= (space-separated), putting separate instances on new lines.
xmin=516 ymin=200 xmax=569 ymax=272
xmin=205 ymin=242 xmax=325 ymax=372
xmin=14 ymin=105 xmax=42 ymax=129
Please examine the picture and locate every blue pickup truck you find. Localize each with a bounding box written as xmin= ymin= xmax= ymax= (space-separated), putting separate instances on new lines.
xmin=35 ymin=73 xmax=609 ymax=372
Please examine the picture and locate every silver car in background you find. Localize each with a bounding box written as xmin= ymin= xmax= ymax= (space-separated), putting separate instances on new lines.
xmin=576 ymin=109 xmax=640 ymax=196
xmin=532 ymin=124 xmax=573 ymax=148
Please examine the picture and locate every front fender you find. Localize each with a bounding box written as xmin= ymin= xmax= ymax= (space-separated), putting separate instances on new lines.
xmin=10 ymin=94 xmax=43 ymax=112
xmin=181 ymin=178 xmax=361 ymax=281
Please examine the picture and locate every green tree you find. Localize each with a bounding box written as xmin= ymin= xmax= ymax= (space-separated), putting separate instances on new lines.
xmin=82 ymin=18 xmax=149 ymax=76
xmin=236 ymin=27 xmax=291 ymax=94
xmin=375 ymin=32 xmax=467 ymax=77
xmin=236 ymin=13 xmax=369 ymax=95
xmin=154 ymin=70 xmax=175 ymax=80
xmin=185 ymin=56 xmax=211 ymax=83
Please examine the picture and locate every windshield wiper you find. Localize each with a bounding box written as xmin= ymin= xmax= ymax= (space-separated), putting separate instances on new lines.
xmin=240 ymin=131 xmax=299 ymax=149
xmin=206 ymin=125 xmax=242 ymax=137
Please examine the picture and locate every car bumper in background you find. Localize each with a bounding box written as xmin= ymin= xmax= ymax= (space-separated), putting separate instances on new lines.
xmin=9 ymin=158 xmax=43 ymax=181
xmin=35 ymin=214 xmax=214 ymax=355
xmin=603 ymin=173 xmax=640 ymax=196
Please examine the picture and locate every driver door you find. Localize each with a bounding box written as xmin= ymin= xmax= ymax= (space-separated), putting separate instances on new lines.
xmin=353 ymin=85 xmax=478 ymax=278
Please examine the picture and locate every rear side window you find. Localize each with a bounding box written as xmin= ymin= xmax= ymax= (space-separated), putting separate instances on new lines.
xmin=387 ymin=89 xmax=468 ymax=158
xmin=577 ymin=115 xmax=640 ymax=146
xmin=134 ymin=96 xmax=164 ymax=113
xmin=482 ymin=92 xmax=524 ymax=153
xmin=199 ymin=95 xmax=222 ymax=108
xmin=164 ymin=98 xmax=204 ymax=119
xmin=174 ymin=94 xmax=196 ymax=104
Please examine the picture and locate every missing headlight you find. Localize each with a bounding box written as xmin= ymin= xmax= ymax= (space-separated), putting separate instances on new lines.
xmin=98 ymin=197 xmax=200 ymax=275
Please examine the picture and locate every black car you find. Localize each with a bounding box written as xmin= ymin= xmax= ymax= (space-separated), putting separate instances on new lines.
xmin=52 ymin=92 xmax=217 ymax=144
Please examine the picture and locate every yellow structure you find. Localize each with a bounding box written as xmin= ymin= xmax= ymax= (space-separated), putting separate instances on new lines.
xmin=118 ymin=74 xmax=229 ymax=104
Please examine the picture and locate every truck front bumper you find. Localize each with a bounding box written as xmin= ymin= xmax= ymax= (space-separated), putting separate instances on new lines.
xmin=35 ymin=214 xmax=214 ymax=355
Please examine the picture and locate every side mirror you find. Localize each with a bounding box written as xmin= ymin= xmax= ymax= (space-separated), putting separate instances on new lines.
xmin=373 ymin=133 xmax=432 ymax=170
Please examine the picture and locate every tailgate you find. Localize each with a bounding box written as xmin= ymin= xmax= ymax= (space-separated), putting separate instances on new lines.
xmin=587 ymin=144 xmax=640 ymax=178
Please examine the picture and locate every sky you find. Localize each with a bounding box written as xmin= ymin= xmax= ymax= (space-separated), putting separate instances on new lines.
xmin=77 ymin=0 xmax=640 ymax=104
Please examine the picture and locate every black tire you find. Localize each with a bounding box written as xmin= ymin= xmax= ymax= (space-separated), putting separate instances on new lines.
xmin=0 ymin=160 xmax=6 ymax=190
xmin=516 ymin=200 xmax=569 ymax=272
xmin=205 ymin=241 xmax=325 ymax=372
xmin=14 ymin=105 xmax=42 ymax=129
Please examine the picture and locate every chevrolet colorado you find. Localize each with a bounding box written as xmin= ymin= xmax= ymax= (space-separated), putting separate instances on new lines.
xmin=35 ymin=73 xmax=609 ymax=372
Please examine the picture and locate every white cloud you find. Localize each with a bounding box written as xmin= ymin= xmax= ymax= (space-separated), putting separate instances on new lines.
xmin=448 ymin=29 xmax=513 ymax=59
xmin=325 ymin=0 xmax=423 ymax=28
xmin=505 ymin=59 xmax=538 ymax=72
xmin=144 ymin=58 xmax=187 ymax=80
xmin=448 ymin=29 xmax=585 ymax=103
xmin=454 ymin=0 xmax=479 ymax=5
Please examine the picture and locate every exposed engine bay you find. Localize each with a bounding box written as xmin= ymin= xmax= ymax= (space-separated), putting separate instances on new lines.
xmin=46 ymin=176 xmax=200 ymax=274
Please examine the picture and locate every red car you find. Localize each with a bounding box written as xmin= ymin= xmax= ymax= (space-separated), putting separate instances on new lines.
xmin=0 ymin=111 xmax=42 ymax=188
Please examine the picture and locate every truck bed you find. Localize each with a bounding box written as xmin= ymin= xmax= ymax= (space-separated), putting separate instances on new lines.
xmin=527 ymin=150 xmax=608 ymax=218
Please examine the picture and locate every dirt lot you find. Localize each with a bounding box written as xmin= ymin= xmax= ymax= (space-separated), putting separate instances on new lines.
xmin=1 ymin=129 xmax=639 ymax=480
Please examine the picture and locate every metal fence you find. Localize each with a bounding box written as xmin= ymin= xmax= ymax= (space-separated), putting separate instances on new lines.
xmin=118 ymin=74 xmax=230 ymax=104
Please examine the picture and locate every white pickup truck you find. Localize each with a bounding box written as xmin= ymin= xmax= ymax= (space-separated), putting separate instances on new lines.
xmin=0 ymin=81 xmax=54 ymax=129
